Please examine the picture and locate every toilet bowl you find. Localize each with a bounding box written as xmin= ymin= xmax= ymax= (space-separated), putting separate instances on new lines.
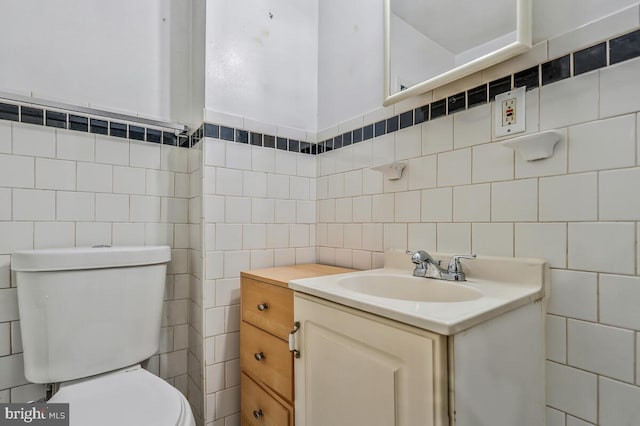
xmin=11 ymin=246 xmax=196 ymax=426
xmin=48 ymin=366 xmax=194 ymax=426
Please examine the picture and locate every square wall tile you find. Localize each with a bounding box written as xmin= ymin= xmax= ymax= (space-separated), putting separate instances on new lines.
xmin=362 ymin=168 xmax=383 ymax=195
xmin=343 ymin=224 xmax=362 ymax=249
xmin=56 ymin=130 xmax=94 ymax=162
xmin=77 ymin=162 xmax=113 ymax=193
xmin=453 ymin=104 xmax=491 ymax=149
xmin=146 ymin=170 xmax=175 ymax=197
xmin=568 ymin=319 xmax=635 ymax=382
xmin=383 ymin=223 xmax=407 ymax=251
xmin=352 ymin=196 xmax=372 ymax=223
xmin=568 ymin=115 xmax=636 ymax=173
xmin=547 ymin=269 xmax=597 ymax=321
xmin=216 ymin=168 xmax=243 ymax=196
xmin=0 ymin=122 xmax=11 ymax=154
xmin=453 ymin=184 xmax=490 ymax=222
xmin=437 ymin=148 xmax=471 ymax=187
xmin=421 ymin=188 xmax=452 ymax=222
xmin=515 ymin=223 xmax=566 ymax=268
xmin=491 ymin=179 xmax=538 ymax=222
xmin=327 ymin=224 xmax=344 ymax=248
xmin=0 ymin=188 xmax=10 ymax=220
xmin=546 ymin=361 xmax=597 ymax=423
xmin=394 ymin=125 xmax=421 ymax=160
xmin=130 ymin=141 xmax=161 ymax=170
xmin=12 ymin=124 xmax=55 ymax=158
xmin=0 ymin=353 xmax=29 ymax=390
xmin=95 ymin=194 xmax=129 ymax=222
xmin=600 ymin=168 xmax=640 ymax=220
xmin=539 ymin=173 xmax=597 ymax=221
xmin=362 ymin=223 xmax=383 ymax=251
xmin=472 ymin=143 xmax=514 ymax=183
xmin=599 ymin=376 xmax=640 ymax=425
xmin=394 ymin=191 xmax=421 ymax=223
xmin=95 ymin=136 xmax=129 ymax=166
xmin=113 ymin=166 xmax=145 ymax=195
xmin=34 ymin=222 xmax=75 ymax=249
xmin=226 ymin=197 xmax=251 ymax=224
xmin=437 ymin=223 xmax=471 ymax=253
xmin=13 ymin=189 xmax=55 ymax=221
xmin=0 ymin=154 xmax=34 ymax=189
xmin=130 ymin=195 xmax=161 ymax=223
xmin=407 ymin=155 xmax=437 ymax=190
xmin=600 ymin=274 xmax=640 ymax=330
xmin=243 ymin=170 xmax=267 ymax=198
xmin=372 ymin=134 xmax=395 ymax=167
xmin=407 ymin=224 xmax=437 ymax=252
xmin=343 ymin=170 xmax=362 ymax=198
xmin=327 ymin=198 xmax=349 ymax=225
xmin=113 ymin=223 xmax=145 ymax=246
xmin=0 ymin=256 xmax=9 ymax=288
xmin=75 ymin=222 xmax=111 ymax=247
xmin=600 ymin=57 xmax=640 ymax=118
xmin=568 ymin=222 xmax=635 ymax=274
xmin=546 ymin=314 xmax=567 ymax=363
xmin=35 ymin=158 xmax=75 ymax=191
xmin=56 ymin=191 xmax=94 ymax=221
xmin=327 ymin=173 xmax=345 ymax=199
xmin=546 ymin=407 xmax=565 ymax=426
xmin=422 ymin=116 xmax=453 ymax=155
xmin=540 ymin=72 xmax=599 ymax=130
xmin=471 ymin=223 xmax=513 ymax=257
xmin=372 ymin=194 xmax=394 ymax=222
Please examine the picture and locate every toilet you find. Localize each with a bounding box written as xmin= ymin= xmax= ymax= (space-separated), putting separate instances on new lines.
xmin=11 ymin=245 xmax=195 ymax=426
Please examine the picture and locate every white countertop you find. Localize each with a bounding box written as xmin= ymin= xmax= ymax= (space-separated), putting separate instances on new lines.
xmin=289 ymin=251 xmax=547 ymax=335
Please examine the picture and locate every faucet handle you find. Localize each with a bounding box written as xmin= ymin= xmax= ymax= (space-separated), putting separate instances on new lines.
xmin=447 ymin=254 xmax=477 ymax=273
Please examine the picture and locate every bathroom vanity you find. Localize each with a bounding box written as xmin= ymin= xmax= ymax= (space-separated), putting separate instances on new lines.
xmin=289 ymin=252 xmax=548 ymax=426
xmin=239 ymin=264 xmax=353 ymax=425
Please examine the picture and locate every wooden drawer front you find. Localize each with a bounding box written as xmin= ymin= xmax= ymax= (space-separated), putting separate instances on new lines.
xmin=242 ymin=278 xmax=293 ymax=340
xmin=241 ymin=373 xmax=292 ymax=426
xmin=241 ymin=321 xmax=293 ymax=401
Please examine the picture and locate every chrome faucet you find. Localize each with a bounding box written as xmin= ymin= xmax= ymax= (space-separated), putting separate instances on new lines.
xmin=406 ymin=250 xmax=476 ymax=281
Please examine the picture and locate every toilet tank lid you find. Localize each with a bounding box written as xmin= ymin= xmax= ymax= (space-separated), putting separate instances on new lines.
xmin=11 ymin=246 xmax=171 ymax=272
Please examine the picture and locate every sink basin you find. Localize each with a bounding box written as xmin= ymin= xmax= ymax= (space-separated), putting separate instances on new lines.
xmin=337 ymin=274 xmax=483 ymax=302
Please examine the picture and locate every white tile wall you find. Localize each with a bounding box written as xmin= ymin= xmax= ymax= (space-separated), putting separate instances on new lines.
xmin=568 ymin=222 xmax=635 ymax=274
xmin=568 ymin=115 xmax=636 ymax=173
xmin=599 ymin=377 xmax=640 ymax=426
xmin=540 ymin=72 xmax=599 ymax=130
xmin=422 ymin=116 xmax=453 ymax=154
xmin=0 ymin=123 xmax=190 ymax=405
xmin=546 ymin=361 xmax=597 ymax=423
xmin=539 ymin=173 xmax=598 ymax=221
xmin=546 ymin=315 xmax=567 ymax=364
xmin=599 ymin=274 xmax=640 ymax=330
xmin=600 ymin=57 xmax=640 ymax=118
xmin=599 ymin=168 xmax=640 ymax=220
xmin=452 ymin=184 xmax=490 ymax=222
xmin=567 ymin=320 xmax=635 ymax=382
xmin=547 ymin=269 xmax=598 ymax=321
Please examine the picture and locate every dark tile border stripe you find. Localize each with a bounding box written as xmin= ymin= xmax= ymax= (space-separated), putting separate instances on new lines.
xmin=1 ymin=28 xmax=639 ymax=154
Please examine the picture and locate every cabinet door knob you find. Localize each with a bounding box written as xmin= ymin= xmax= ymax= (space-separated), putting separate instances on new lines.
xmin=257 ymin=303 xmax=269 ymax=311
xmin=253 ymin=409 xmax=264 ymax=419
xmin=254 ymin=352 xmax=266 ymax=361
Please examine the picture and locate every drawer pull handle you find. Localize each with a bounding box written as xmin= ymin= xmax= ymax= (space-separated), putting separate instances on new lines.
xmin=253 ymin=409 xmax=264 ymax=419
xmin=254 ymin=352 xmax=266 ymax=361
xmin=257 ymin=303 xmax=269 ymax=311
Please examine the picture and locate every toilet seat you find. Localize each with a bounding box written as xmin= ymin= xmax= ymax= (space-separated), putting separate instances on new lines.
xmin=48 ymin=366 xmax=195 ymax=426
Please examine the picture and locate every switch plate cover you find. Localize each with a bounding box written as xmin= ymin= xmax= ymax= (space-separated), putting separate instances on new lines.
xmin=494 ymin=86 xmax=526 ymax=138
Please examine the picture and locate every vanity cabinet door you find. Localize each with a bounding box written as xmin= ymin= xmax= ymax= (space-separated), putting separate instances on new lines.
xmin=293 ymin=293 xmax=449 ymax=426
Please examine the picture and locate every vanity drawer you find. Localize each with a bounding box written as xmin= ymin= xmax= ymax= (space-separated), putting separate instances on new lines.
xmin=241 ymin=321 xmax=293 ymax=401
xmin=242 ymin=277 xmax=293 ymax=340
xmin=241 ymin=372 xmax=292 ymax=426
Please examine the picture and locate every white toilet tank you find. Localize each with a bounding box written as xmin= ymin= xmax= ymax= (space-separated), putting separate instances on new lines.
xmin=12 ymin=246 xmax=171 ymax=384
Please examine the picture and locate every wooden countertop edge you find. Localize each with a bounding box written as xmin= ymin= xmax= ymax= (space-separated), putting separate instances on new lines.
xmin=241 ymin=264 xmax=355 ymax=288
